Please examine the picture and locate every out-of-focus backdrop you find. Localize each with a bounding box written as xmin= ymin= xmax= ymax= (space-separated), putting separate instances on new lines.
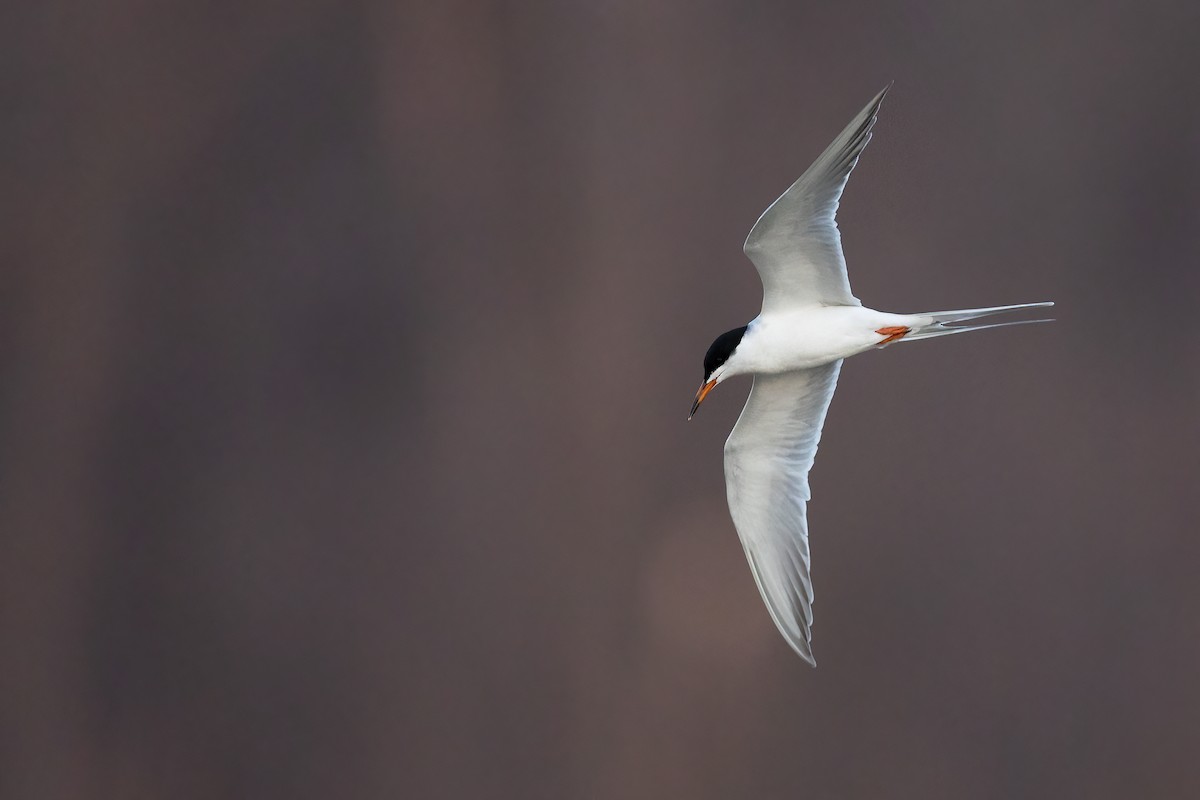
xmin=4 ymin=2 xmax=1199 ymax=798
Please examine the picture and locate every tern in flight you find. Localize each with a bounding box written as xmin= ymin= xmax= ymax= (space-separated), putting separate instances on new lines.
xmin=689 ymin=86 xmax=1053 ymax=665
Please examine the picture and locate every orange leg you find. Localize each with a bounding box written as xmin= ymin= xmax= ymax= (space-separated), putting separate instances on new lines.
xmin=876 ymin=325 xmax=910 ymax=345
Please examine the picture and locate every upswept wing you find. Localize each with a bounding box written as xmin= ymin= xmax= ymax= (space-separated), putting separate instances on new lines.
xmin=743 ymin=86 xmax=889 ymax=312
xmin=722 ymin=361 xmax=842 ymax=665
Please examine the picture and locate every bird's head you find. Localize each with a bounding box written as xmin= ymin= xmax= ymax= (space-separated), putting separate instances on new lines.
xmin=690 ymin=325 xmax=748 ymax=419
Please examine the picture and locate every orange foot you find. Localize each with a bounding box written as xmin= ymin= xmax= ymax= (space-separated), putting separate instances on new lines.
xmin=876 ymin=325 xmax=910 ymax=345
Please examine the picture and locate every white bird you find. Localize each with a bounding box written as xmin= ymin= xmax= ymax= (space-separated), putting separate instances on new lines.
xmin=689 ymin=86 xmax=1053 ymax=666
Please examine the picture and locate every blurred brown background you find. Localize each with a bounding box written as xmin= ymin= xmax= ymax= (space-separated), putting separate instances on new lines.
xmin=3 ymin=1 xmax=1199 ymax=798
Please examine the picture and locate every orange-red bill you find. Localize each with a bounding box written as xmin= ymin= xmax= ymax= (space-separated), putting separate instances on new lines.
xmin=689 ymin=378 xmax=718 ymax=419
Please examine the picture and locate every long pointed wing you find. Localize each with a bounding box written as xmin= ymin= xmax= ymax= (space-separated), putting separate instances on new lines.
xmin=722 ymin=361 xmax=842 ymax=665
xmin=743 ymin=86 xmax=889 ymax=313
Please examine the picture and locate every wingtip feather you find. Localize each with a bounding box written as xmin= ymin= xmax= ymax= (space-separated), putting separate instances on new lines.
xmin=786 ymin=636 xmax=818 ymax=667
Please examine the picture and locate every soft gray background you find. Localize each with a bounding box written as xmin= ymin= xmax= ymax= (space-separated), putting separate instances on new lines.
xmin=4 ymin=1 xmax=1199 ymax=798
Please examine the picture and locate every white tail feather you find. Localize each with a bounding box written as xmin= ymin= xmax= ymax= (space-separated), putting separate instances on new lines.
xmin=899 ymin=301 xmax=1055 ymax=343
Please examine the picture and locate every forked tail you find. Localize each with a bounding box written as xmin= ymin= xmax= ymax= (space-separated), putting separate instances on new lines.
xmin=901 ymin=301 xmax=1055 ymax=342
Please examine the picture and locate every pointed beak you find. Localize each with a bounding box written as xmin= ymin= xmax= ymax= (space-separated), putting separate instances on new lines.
xmin=689 ymin=377 xmax=718 ymax=420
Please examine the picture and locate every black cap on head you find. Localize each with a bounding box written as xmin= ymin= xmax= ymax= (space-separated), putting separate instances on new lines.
xmin=703 ymin=325 xmax=747 ymax=380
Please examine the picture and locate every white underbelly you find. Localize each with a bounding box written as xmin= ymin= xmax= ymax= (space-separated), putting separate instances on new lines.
xmin=741 ymin=305 xmax=915 ymax=373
